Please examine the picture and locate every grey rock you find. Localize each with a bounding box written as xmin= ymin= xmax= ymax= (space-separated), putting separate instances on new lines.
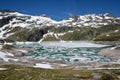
xmin=91 ymin=73 xmax=101 ymax=80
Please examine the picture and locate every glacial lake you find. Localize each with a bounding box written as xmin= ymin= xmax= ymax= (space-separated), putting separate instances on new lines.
xmin=16 ymin=41 xmax=114 ymax=62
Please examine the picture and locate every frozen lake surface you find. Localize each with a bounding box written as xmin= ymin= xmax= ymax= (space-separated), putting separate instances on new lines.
xmin=16 ymin=41 xmax=114 ymax=62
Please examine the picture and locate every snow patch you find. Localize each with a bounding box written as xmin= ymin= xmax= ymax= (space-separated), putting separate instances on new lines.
xmin=33 ymin=63 xmax=53 ymax=69
xmin=0 ymin=68 xmax=8 ymax=70
xmin=115 ymin=30 xmax=119 ymax=33
xmin=19 ymin=50 xmax=28 ymax=53
xmin=39 ymin=32 xmax=66 ymax=42
xmin=9 ymin=58 xmax=19 ymax=61
xmin=0 ymin=45 xmax=2 ymax=50
xmin=111 ymin=47 xmax=117 ymax=50
xmin=59 ymin=64 xmax=68 ymax=67
xmin=0 ymin=51 xmax=14 ymax=62
xmin=106 ymin=34 xmax=110 ymax=36
xmin=15 ymin=42 xmax=34 ymax=44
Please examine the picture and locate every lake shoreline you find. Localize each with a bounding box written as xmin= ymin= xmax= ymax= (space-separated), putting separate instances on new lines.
xmin=0 ymin=41 xmax=120 ymax=70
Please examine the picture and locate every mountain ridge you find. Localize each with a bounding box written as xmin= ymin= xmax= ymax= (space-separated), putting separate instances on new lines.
xmin=0 ymin=10 xmax=120 ymax=42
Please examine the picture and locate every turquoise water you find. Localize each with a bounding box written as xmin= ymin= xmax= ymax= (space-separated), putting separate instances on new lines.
xmin=16 ymin=42 xmax=114 ymax=62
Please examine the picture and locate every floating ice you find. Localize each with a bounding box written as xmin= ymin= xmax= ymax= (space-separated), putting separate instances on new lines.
xmin=16 ymin=41 xmax=113 ymax=62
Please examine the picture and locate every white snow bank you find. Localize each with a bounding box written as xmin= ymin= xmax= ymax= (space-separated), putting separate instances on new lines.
xmin=59 ymin=64 xmax=68 ymax=67
xmin=19 ymin=50 xmax=28 ymax=53
xmin=0 ymin=45 xmax=2 ymax=50
xmin=15 ymin=42 xmax=34 ymax=44
xmin=0 ymin=51 xmax=14 ymax=62
xmin=115 ymin=30 xmax=119 ymax=33
xmin=9 ymin=58 xmax=19 ymax=61
xmin=0 ymin=68 xmax=8 ymax=70
xmin=33 ymin=63 xmax=53 ymax=69
xmin=111 ymin=47 xmax=117 ymax=50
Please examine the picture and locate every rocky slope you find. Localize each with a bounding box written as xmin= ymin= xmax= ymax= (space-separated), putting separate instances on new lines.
xmin=0 ymin=10 xmax=120 ymax=42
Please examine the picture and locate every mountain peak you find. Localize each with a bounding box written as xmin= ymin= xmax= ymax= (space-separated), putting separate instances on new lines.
xmin=104 ymin=13 xmax=116 ymax=17
xmin=0 ymin=11 xmax=120 ymax=40
xmin=38 ymin=14 xmax=50 ymax=18
xmin=0 ymin=11 xmax=119 ymax=29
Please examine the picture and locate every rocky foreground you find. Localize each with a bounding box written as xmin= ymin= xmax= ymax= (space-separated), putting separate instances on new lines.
xmin=0 ymin=64 xmax=120 ymax=80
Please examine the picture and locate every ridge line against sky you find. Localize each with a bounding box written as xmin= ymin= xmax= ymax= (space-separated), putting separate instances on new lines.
xmin=0 ymin=0 xmax=120 ymax=21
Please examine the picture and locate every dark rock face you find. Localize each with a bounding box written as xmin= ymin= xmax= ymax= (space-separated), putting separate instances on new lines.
xmin=70 ymin=15 xmax=80 ymax=22
xmin=27 ymin=29 xmax=47 ymax=41
xmin=0 ymin=16 xmax=15 ymax=27
xmin=7 ymin=28 xmax=48 ymax=42
xmin=52 ymin=27 xmax=82 ymax=33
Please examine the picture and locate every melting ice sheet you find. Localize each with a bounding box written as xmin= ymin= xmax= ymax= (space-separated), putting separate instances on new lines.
xmin=17 ymin=41 xmax=113 ymax=62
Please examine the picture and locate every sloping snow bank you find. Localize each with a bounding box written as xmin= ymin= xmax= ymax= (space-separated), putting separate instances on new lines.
xmin=0 ymin=51 xmax=14 ymax=62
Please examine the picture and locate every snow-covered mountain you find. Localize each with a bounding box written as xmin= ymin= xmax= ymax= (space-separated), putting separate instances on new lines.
xmin=57 ymin=13 xmax=120 ymax=27
xmin=0 ymin=10 xmax=120 ymax=41
xmin=0 ymin=10 xmax=119 ymax=28
xmin=0 ymin=10 xmax=57 ymax=28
